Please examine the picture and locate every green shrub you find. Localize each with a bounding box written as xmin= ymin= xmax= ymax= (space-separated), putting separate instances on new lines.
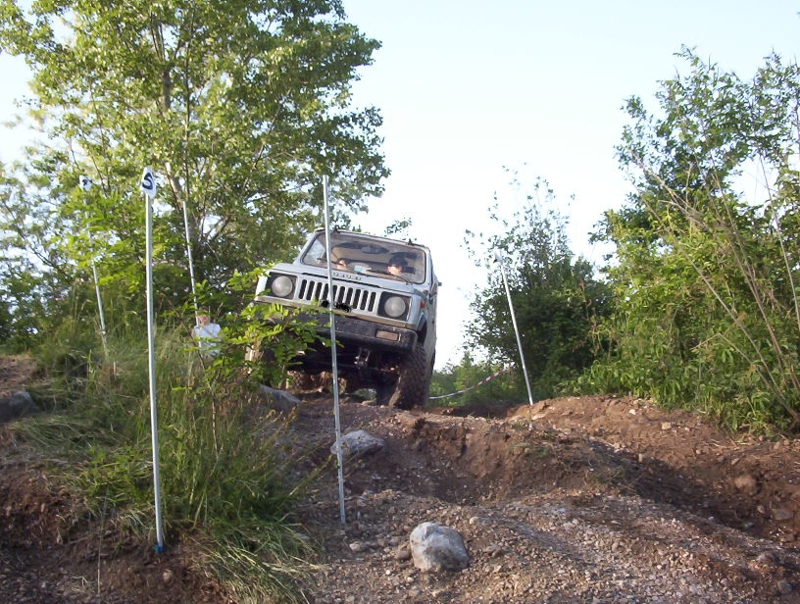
xmin=17 ymin=305 xmax=324 ymax=602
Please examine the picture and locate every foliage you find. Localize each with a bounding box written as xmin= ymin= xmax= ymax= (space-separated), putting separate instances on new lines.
xmin=15 ymin=299 xmax=326 ymax=602
xmin=585 ymin=48 xmax=800 ymax=432
xmin=464 ymin=171 xmax=613 ymax=400
xmin=429 ymin=351 xmax=520 ymax=406
xmin=0 ymin=0 xmax=387 ymax=349
xmin=383 ymin=216 xmax=412 ymax=238
xmin=231 ymin=300 xmax=326 ymax=388
xmin=0 ymin=163 xmax=76 ymax=351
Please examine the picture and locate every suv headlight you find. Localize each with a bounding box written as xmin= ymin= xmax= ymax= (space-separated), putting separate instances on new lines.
xmin=268 ymin=274 xmax=295 ymax=298
xmin=380 ymin=294 xmax=409 ymax=319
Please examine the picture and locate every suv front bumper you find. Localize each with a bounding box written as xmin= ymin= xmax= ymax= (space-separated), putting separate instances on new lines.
xmin=252 ymin=299 xmax=418 ymax=354
xmin=316 ymin=312 xmax=418 ymax=353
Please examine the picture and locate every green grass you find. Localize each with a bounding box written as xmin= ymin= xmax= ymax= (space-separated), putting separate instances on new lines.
xmin=14 ymin=326 xmax=320 ymax=603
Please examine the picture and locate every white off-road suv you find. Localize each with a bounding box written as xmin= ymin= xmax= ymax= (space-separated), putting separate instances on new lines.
xmin=252 ymin=229 xmax=439 ymax=408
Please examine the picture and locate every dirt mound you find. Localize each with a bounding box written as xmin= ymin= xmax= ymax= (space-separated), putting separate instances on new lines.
xmin=510 ymin=396 xmax=800 ymax=543
xmin=297 ymin=395 xmax=800 ymax=544
xmin=0 ymin=460 xmax=224 ymax=604
xmin=293 ymin=395 xmax=800 ymax=602
xmin=2 ymin=356 xmax=800 ymax=603
xmin=0 ymin=356 xmax=228 ymax=604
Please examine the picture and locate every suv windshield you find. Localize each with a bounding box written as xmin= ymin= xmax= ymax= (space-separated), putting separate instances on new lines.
xmin=300 ymin=232 xmax=427 ymax=285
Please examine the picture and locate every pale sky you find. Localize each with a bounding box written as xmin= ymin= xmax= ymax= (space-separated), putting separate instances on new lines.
xmin=1 ymin=2 xmax=799 ymax=369
xmin=342 ymin=0 xmax=800 ymax=368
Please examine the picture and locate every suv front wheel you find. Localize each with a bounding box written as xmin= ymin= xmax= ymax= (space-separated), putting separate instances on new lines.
xmin=377 ymin=343 xmax=431 ymax=409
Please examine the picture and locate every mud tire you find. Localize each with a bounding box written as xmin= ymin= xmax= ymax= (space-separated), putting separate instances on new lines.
xmin=387 ymin=343 xmax=431 ymax=410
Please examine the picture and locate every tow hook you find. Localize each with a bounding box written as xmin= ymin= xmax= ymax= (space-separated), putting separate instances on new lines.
xmin=355 ymin=348 xmax=370 ymax=369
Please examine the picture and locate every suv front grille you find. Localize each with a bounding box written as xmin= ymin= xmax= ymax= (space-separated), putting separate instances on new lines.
xmin=296 ymin=277 xmax=378 ymax=313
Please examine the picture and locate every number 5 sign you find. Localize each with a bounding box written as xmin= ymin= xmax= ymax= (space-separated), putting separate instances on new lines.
xmin=141 ymin=167 xmax=157 ymax=199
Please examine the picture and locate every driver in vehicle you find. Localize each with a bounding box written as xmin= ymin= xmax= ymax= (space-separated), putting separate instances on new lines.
xmin=387 ymin=256 xmax=408 ymax=276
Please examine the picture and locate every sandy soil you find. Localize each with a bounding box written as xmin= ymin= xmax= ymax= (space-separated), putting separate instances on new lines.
xmin=2 ymin=356 xmax=800 ymax=603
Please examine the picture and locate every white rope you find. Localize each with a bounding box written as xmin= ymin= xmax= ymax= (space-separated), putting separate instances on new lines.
xmin=428 ymin=365 xmax=513 ymax=400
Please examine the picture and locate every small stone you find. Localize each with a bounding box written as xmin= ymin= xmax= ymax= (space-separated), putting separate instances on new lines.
xmin=733 ymin=474 xmax=758 ymax=495
xmin=0 ymin=390 xmax=39 ymax=422
xmin=661 ymin=422 xmax=672 ymax=430
xmin=162 ymin=569 xmax=173 ymax=583
xmin=772 ymin=507 xmax=794 ymax=522
xmin=777 ymin=579 xmax=793 ymax=595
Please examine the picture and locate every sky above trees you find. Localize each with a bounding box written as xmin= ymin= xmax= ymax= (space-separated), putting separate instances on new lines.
xmin=341 ymin=0 xmax=800 ymax=366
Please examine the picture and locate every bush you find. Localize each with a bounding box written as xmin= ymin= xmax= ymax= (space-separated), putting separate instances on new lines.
xmin=16 ymin=305 xmax=325 ymax=602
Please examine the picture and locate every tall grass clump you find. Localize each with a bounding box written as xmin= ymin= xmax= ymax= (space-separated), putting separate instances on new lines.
xmin=18 ymin=306 xmax=323 ymax=603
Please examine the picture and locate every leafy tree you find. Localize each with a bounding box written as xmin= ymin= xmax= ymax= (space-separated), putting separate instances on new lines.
xmin=429 ymin=351 xmax=516 ymax=406
xmin=0 ymin=163 xmax=80 ymax=350
xmin=383 ymin=216 xmax=412 ymax=238
xmin=465 ymin=172 xmax=612 ymax=400
xmin=0 ymin=0 xmax=387 ymax=346
xmin=588 ymin=48 xmax=800 ymax=431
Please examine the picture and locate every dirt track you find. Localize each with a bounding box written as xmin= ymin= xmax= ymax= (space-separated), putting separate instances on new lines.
xmin=293 ymin=394 xmax=800 ymax=603
xmin=2 ymin=355 xmax=800 ymax=603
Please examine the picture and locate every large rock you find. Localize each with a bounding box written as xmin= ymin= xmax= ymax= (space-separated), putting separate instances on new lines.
xmin=0 ymin=391 xmax=39 ymax=423
xmin=258 ymin=385 xmax=302 ymax=413
xmin=332 ymin=429 xmax=385 ymax=458
xmin=410 ymin=521 xmax=470 ymax=572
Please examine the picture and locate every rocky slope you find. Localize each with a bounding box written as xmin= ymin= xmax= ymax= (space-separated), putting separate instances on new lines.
xmin=2 ymin=355 xmax=800 ymax=603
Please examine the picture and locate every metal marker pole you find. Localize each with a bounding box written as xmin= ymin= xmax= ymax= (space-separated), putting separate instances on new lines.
xmin=323 ymin=175 xmax=346 ymax=524
xmin=142 ymin=167 xmax=165 ymax=551
xmin=79 ymin=176 xmax=108 ymax=359
xmin=90 ymin=259 xmax=108 ymax=358
xmin=164 ymin=162 xmax=198 ymax=321
xmin=494 ymin=250 xmax=535 ymax=406
xmin=179 ymin=196 xmax=198 ymax=317
xmin=181 ymin=198 xmax=201 ymax=330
